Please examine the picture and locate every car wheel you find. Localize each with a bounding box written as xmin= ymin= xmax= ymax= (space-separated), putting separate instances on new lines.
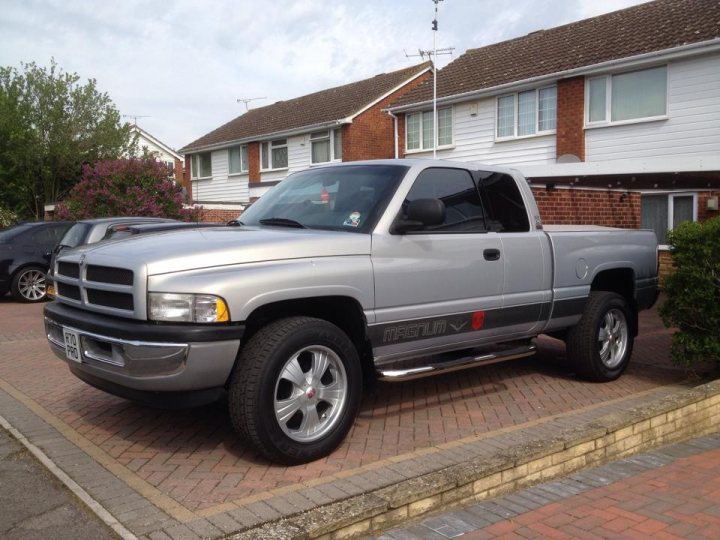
xmin=11 ymin=266 xmax=48 ymax=303
xmin=566 ymin=291 xmax=634 ymax=382
xmin=228 ymin=316 xmax=362 ymax=464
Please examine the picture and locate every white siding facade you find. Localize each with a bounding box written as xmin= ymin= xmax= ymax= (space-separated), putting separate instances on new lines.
xmin=405 ymin=98 xmax=556 ymax=166
xmin=586 ymin=54 xmax=720 ymax=163
xmin=192 ymin=149 xmax=249 ymax=202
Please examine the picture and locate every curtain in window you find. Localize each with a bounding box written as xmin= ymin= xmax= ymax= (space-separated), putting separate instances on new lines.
xmin=333 ymin=129 xmax=342 ymax=160
xmin=272 ymin=147 xmax=288 ymax=168
xmin=641 ymin=194 xmax=669 ymax=245
xmin=422 ymin=111 xmax=434 ymax=149
xmin=497 ymin=95 xmax=514 ymax=137
xmin=261 ymin=143 xmax=269 ymax=169
xmin=437 ymin=108 xmax=452 ymax=146
xmin=199 ymin=153 xmax=212 ymax=178
xmin=312 ymin=139 xmax=330 ymax=163
xmin=588 ymin=78 xmax=607 ymax=122
xmin=241 ymin=146 xmax=248 ymax=171
xmin=406 ymin=113 xmax=420 ymax=150
xmin=612 ymin=66 xmax=667 ymax=122
xmin=229 ymin=147 xmax=242 ymax=174
xmin=673 ymin=196 xmax=693 ymax=229
xmin=518 ymin=91 xmax=536 ymax=136
xmin=538 ymin=87 xmax=557 ymax=131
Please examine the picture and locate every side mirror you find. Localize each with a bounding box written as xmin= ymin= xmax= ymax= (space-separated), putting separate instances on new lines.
xmin=391 ymin=198 xmax=446 ymax=234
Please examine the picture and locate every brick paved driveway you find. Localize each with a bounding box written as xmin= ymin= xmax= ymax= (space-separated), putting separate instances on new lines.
xmin=0 ymin=296 xmax=683 ymax=506
xmin=0 ymin=294 xmax=700 ymax=535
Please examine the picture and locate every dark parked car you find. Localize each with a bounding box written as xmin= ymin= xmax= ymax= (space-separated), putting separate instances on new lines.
xmin=0 ymin=221 xmax=74 ymax=302
xmin=49 ymin=216 xmax=178 ymax=272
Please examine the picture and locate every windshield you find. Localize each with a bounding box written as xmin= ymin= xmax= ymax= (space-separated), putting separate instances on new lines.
xmin=59 ymin=223 xmax=92 ymax=248
xmin=239 ymin=164 xmax=409 ymax=233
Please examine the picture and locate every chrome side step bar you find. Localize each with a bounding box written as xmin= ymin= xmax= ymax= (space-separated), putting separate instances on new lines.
xmin=377 ymin=344 xmax=537 ymax=382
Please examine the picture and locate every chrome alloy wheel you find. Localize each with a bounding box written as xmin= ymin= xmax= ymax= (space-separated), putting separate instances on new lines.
xmin=17 ymin=269 xmax=46 ymax=301
xmin=273 ymin=345 xmax=348 ymax=443
xmin=598 ymin=308 xmax=628 ymax=369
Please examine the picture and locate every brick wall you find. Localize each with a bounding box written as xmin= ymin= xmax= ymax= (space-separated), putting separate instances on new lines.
xmin=343 ymin=71 xmax=431 ymax=162
xmin=248 ymin=142 xmax=261 ymax=183
xmin=698 ymin=191 xmax=720 ymax=223
xmin=197 ymin=208 xmax=242 ymax=223
xmin=532 ymin=187 xmax=640 ymax=228
xmin=555 ymin=77 xmax=585 ymax=161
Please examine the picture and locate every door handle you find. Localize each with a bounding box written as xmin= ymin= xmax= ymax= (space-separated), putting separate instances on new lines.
xmin=483 ymin=248 xmax=501 ymax=261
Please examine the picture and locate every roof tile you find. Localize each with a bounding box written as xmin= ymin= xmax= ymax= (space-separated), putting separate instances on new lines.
xmin=392 ymin=0 xmax=720 ymax=108
xmin=180 ymin=62 xmax=431 ymax=153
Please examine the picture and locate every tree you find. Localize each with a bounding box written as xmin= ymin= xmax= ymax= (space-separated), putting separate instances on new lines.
xmin=0 ymin=60 xmax=133 ymax=219
xmin=659 ymin=216 xmax=720 ymax=368
xmin=55 ymin=158 xmax=200 ymax=222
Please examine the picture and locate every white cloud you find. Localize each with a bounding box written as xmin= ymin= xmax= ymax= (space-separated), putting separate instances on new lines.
xmin=0 ymin=0 xmax=646 ymax=149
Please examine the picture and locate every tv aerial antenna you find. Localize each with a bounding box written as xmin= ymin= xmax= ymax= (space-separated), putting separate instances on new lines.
xmin=403 ymin=0 xmax=454 ymax=158
xmin=122 ymin=114 xmax=151 ymax=126
xmin=236 ymin=97 xmax=266 ymax=111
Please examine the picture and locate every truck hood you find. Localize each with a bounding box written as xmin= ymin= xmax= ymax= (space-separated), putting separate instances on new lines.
xmin=71 ymin=227 xmax=372 ymax=275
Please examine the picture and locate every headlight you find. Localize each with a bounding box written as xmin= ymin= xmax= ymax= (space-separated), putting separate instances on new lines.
xmin=148 ymin=293 xmax=229 ymax=323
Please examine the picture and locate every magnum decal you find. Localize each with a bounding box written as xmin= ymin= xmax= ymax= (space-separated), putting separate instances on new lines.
xmin=382 ymin=320 xmax=447 ymax=343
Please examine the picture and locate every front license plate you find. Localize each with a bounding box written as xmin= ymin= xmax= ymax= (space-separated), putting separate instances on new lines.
xmin=63 ymin=329 xmax=82 ymax=363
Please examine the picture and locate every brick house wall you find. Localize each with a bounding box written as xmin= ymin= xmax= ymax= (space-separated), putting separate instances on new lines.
xmin=198 ymin=209 xmax=241 ymax=223
xmin=532 ymin=187 xmax=640 ymax=228
xmin=555 ymin=77 xmax=585 ymax=161
xmin=343 ymin=72 xmax=431 ymax=161
xmin=248 ymin=142 xmax=261 ymax=184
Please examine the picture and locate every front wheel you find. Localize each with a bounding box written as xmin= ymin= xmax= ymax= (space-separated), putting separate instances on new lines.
xmin=228 ymin=316 xmax=362 ymax=464
xmin=11 ymin=266 xmax=48 ymax=302
xmin=566 ymin=292 xmax=634 ymax=382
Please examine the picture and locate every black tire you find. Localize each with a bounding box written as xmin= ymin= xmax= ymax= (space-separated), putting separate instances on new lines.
xmin=228 ymin=316 xmax=362 ymax=464
xmin=566 ymin=291 xmax=634 ymax=382
xmin=10 ymin=266 xmax=48 ymax=303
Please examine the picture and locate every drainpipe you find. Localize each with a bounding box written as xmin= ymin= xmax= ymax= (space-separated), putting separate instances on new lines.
xmin=386 ymin=110 xmax=399 ymax=159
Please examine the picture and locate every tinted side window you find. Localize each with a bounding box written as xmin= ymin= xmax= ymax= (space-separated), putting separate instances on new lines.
xmin=404 ymin=168 xmax=487 ymax=233
xmin=479 ymin=173 xmax=530 ymax=232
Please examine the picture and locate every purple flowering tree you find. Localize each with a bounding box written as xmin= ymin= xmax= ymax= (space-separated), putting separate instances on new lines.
xmin=55 ymin=159 xmax=200 ymax=221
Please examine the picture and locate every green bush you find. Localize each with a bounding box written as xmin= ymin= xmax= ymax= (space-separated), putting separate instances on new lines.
xmin=0 ymin=205 xmax=18 ymax=228
xmin=659 ymin=216 xmax=720 ymax=367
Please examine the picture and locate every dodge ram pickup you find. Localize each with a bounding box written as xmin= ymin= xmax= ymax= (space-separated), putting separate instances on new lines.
xmin=44 ymin=159 xmax=658 ymax=464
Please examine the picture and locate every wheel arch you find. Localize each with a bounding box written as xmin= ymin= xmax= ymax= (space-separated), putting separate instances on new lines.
xmin=589 ymin=267 xmax=638 ymax=335
xmin=235 ymin=296 xmax=374 ymax=384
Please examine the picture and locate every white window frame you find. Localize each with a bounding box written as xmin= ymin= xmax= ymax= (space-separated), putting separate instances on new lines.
xmin=405 ymin=106 xmax=453 ymax=153
xmin=261 ymin=139 xmax=288 ymax=171
xmin=310 ymin=129 xmax=342 ymax=164
xmin=228 ymin=145 xmax=249 ymax=175
xmin=585 ymin=65 xmax=669 ymax=128
xmin=640 ymin=191 xmax=697 ymax=249
xmin=495 ymin=86 xmax=557 ymax=141
xmin=191 ymin=152 xmax=212 ymax=180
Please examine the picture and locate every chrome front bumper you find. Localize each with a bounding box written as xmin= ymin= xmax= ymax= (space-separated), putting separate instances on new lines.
xmin=45 ymin=316 xmax=240 ymax=393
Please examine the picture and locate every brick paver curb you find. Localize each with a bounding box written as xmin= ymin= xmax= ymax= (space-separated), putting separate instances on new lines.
xmin=380 ymin=432 xmax=720 ymax=539
xmin=225 ymin=380 xmax=720 ymax=539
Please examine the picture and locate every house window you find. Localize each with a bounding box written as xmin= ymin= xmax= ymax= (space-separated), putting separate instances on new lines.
xmin=640 ymin=193 xmax=696 ymax=246
xmin=191 ymin=152 xmax=212 ymax=179
xmin=228 ymin=145 xmax=248 ymax=174
xmin=496 ymin=86 xmax=556 ymax=139
xmin=261 ymin=139 xmax=288 ymax=170
xmin=406 ymin=107 xmax=453 ymax=151
xmin=310 ymin=129 xmax=342 ymax=164
xmin=587 ymin=66 xmax=667 ymax=124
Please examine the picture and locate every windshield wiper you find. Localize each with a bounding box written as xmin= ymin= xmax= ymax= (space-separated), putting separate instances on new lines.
xmin=258 ymin=217 xmax=306 ymax=229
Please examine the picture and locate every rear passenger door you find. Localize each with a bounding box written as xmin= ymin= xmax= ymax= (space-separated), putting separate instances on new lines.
xmin=371 ymin=167 xmax=505 ymax=360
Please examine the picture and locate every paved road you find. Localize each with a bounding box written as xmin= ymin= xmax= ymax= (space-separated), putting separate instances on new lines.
xmin=379 ymin=432 xmax=720 ymax=539
xmin=0 ymin=425 xmax=117 ymax=540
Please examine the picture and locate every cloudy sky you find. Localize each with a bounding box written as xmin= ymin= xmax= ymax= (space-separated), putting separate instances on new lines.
xmin=1 ymin=0 xmax=647 ymax=151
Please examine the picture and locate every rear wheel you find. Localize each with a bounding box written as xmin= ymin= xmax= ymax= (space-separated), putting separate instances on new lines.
xmin=228 ymin=316 xmax=362 ymax=464
xmin=566 ymin=291 xmax=634 ymax=382
xmin=11 ymin=266 xmax=47 ymax=302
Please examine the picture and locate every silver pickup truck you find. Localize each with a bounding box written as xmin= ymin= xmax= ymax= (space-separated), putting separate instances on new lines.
xmin=44 ymin=159 xmax=658 ymax=463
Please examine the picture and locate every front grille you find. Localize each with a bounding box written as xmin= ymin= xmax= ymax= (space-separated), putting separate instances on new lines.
xmin=57 ymin=283 xmax=81 ymax=301
xmin=86 ymin=265 xmax=134 ymax=285
xmin=57 ymin=262 xmax=79 ymax=278
xmin=86 ymin=289 xmax=134 ymax=311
